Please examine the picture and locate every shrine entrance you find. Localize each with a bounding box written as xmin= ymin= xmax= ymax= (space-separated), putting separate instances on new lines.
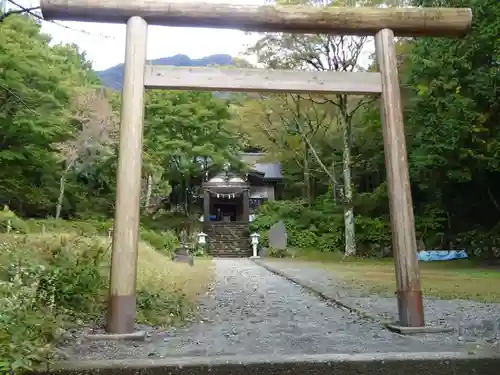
xmin=203 ymin=175 xmax=250 ymax=223
xmin=40 ymin=0 xmax=473 ymax=335
xmin=211 ymin=199 xmax=239 ymax=222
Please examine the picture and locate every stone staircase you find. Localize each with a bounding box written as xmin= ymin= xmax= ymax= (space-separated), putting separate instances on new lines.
xmin=203 ymin=222 xmax=251 ymax=258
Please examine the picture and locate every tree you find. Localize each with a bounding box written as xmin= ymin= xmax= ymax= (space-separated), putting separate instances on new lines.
xmin=249 ymin=0 xmax=377 ymax=255
xmin=143 ymin=90 xmax=242 ymax=215
xmin=402 ymin=0 xmax=500 ymax=241
xmin=0 ymin=4 xmax=40 ymax=24
xmin=53 ymin=88 xmax=118 ymax=219
xmin=0 ymin=15 xmax=97 ymax=216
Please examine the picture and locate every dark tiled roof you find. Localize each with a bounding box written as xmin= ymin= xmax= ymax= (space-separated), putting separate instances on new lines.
xmin=253 ymin=162 xmax=283 ymax=179
xmin=241 ymin=152 xmax=282 ymax=179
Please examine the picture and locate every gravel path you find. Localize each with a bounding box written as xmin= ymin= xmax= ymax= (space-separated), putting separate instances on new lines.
xmin=62 ymin=259 xmax=482 ymax=361
xmin=258 ymin=259 xmax=500 ymax=350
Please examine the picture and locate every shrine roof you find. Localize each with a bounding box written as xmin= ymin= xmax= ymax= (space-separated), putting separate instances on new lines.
xmin=242 ymin=152 xmax=283 ymax=180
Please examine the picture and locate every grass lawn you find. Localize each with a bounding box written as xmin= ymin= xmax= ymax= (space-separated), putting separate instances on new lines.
xmin=288 ymin=251 xmax=500 ymax=302
xmin=0 ymin=224 xmax=213 ymax=373
xmin=135 ymin=241 xmax=214 ymax=325
xmin=0 ymin=233 xmax=214 ymax=327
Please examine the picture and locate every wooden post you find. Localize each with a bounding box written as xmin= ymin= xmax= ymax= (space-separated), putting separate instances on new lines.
xmin=107 ymin=16 xmax=148 ymax=334
xmin=375 ymin=28 xmax=424 ymax=327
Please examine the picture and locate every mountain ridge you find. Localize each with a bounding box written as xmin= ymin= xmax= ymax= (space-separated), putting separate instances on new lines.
xmin=97 ymin=54 xmax=234 ymax=90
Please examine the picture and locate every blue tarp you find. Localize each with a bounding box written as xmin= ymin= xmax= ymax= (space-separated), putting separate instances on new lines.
xmin=417 ymin=249 xmax=469 ymax=262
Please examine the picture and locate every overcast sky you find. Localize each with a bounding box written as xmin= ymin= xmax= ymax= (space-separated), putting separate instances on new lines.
xmin=8 ymin=0 xmax=373 ymax=71
xmin=10 ymin=0 xmax=265 ymax=71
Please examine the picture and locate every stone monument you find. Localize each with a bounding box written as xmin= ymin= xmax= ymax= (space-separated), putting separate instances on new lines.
xmin=268 ymin=220 xmax=287 ymax=250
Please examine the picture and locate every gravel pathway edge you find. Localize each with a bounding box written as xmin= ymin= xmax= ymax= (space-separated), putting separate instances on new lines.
xmin=252 ymin=259 xmax=389 ymax=324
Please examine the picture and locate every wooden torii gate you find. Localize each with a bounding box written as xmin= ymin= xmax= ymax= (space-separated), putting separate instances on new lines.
xmin=41 ymin=0 xmax=472 ymax=335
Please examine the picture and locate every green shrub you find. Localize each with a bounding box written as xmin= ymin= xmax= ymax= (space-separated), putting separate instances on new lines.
xmin=250 ymin=196 xmax=393 ymax=257
xmin=136 ymin=289 xmax=189 ymax=326
xmin=268 ymin=247 xmax=288 ymax=258
xmin=354 ymin=216 xmax=391 ymax=257
xmin=25 ymin=219 xmax=113 ymax=236
xmin=0 ymin=206 xmax=28 ymax=233
xmin=140 ymin=229 xmax=178 ymax=254
xmin=288 ymin=228 xmax=318 ymax=249
xmin=0 ymin=267 xmax=59 ymax=373
xmin=0 ymin=234 xmax=108 ymax=373
xmin=141 ymin=213 xmax=202 ymax=235
xmin=317 ymin=233 xmax=342 ymax=252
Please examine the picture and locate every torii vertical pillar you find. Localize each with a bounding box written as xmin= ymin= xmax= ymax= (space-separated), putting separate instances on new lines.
xmin=108 ymin=16 xmax=148 ymax=334
xmin=375 ymin=28 xmax=425 ymax=328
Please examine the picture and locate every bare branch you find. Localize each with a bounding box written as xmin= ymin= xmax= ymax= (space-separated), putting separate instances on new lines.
xmin=53 ymin=87 xmax=118 ymax=171
xmin=350 ymin=96 xmax=379 ymax=116
xmin=0 ymin=5 xmax=40 ymax=23
xmin=294 ymin=117 xmax=339 ymax=186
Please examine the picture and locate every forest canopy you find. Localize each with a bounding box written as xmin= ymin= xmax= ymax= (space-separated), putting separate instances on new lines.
xmin=1 ymin=0 xmax=500 ymax=259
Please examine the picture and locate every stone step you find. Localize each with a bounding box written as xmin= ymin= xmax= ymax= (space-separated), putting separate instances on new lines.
xmin=211 ymin=245 xmax=250 ymax=247
xmin=210 ymin=238 xmax=250 ymax=242
xmin=204 ymin=228 xmax=249 ymax=234
xmin=210 ymin=249 xmax=251 ymax=254
xmin=209 ymin=239 xmax=250 ymax=243
xmin=204 ymin=222 xmax=251 ymax=257
xmin=212 ymin=247 xmax=250 ymax=250
xmin=209 ymin=248 xmax=251 ymax=251
xmin=209 ymin=238 xmax=250 ymax=245
xmin=209 ymin=235 xmax=248 ymax=238
xmin=210 ymin=234 xmax=249 ymax=238
xmin=212 ymin=252 xmax=250 ymax=255
xmin=212 ymin=244 xmax=249 ymax=247
xmin=211 ymin=239 xmax=248 ymax=242
xmin=211 ymin=247 xmax=249 ymax=250
xmin=210 ymin=252 xmax=252 ymax=255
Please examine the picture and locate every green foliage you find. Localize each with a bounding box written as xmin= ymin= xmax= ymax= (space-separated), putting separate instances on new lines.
xmin=245 ymin=0 xmax=500 ymax=259
xmin=0 ymin=15 xmax=102 ymax=217
xmin=2 ymin=4 xmax=500 ymax=371
xmin=25 ymin=219 xmax=113 ymax=236
xmin=0 ymin=232 xmax=107 ymax=373
xmin=268 ymin=248 xmax=288 ymax=258
xmin=0 ymin=206 xmax=28 ymax=233
xmin=251 ymin=197 xmax=390 ymax=257
xmin=140 ymin=229 xmax=178 ymax=254
xmin=144 ymin=90 xmax=242 ymax=213
xmin=136 ymin=289 xmax=189 ymax=326
xmin=141 ymin=212 xmax=202 ymax=236
xmin=12 ymin=216 xmax=180 ymax=255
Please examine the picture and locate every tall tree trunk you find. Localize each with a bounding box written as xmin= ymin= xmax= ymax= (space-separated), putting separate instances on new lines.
xmin=303 ymin=142 xmax=311 ymax=205
xmin=332 ymin=160 xmax=337 ymax=203
xmin=342 ymin=119 xmax=356 ymax=257
xmin=145 ymin=174 xmax=153 ymax=210
xmin=183 ymin=180 xmax=190 ymax=216
xmin=56 ymin=175 xmax=66 ymax=220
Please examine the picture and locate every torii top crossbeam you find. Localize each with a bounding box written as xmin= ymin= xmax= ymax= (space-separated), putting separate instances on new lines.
xmin=40 ymin=0 xmax=472 ymax=37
